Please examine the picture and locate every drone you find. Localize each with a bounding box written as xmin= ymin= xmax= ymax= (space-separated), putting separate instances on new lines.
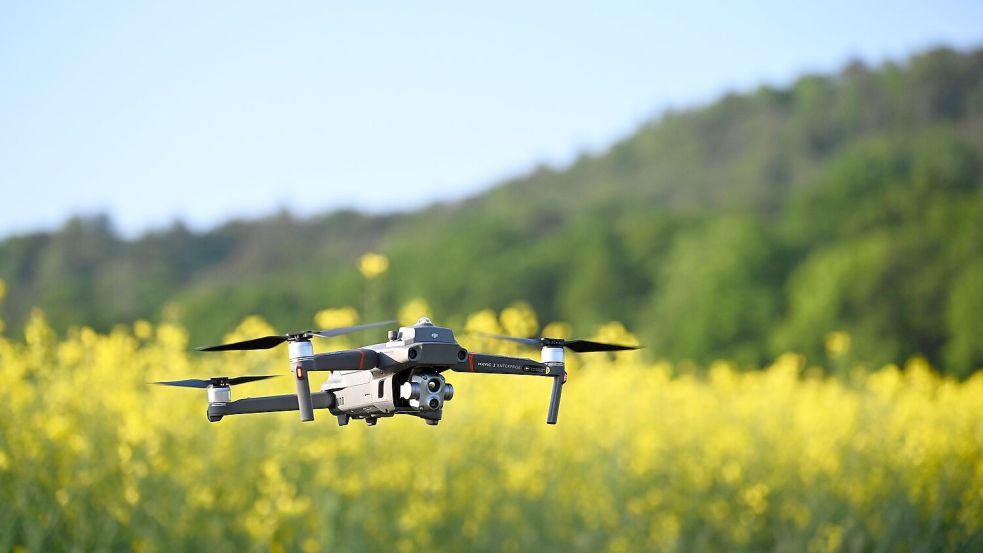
xmin=155 ymin=317 xmax=639 ymax=426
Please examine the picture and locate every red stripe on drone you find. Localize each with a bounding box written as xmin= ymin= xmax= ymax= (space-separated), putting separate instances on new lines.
xmin=468 ymin=353 xmax=474 ymax=372
xmin=358 ymin=350 xmax=365 ymax=370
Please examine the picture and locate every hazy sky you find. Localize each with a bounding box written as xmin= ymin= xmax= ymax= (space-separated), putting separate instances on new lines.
xmin=1 ymin=1 xmax=981 ymax=238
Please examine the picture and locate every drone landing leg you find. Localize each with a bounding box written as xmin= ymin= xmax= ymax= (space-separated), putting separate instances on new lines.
xmin=546 ymin=375 xmax=564 ymax=424
xmin=295 ymin=366 xmax=315 ymax=422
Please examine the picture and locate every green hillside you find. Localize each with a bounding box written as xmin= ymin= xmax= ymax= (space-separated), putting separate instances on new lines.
xmin=2 ymin=46 xmax=982 ymax=373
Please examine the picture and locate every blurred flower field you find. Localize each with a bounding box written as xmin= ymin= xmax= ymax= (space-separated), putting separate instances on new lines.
xmin=1 ymin=300 xmax=982 ymax=552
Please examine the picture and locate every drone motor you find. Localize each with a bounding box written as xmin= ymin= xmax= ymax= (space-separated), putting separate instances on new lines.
xmin=207 ymin=385 xmax=231 ymax=404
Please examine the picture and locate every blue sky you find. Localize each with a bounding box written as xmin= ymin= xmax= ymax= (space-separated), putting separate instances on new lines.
xmin=1 ymin=1 xmax=981 ymax=238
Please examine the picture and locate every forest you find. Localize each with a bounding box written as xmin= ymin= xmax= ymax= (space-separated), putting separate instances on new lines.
xmin=1 ymin=46 xmax=982 ymax=374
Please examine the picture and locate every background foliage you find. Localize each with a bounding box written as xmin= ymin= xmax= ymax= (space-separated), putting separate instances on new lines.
xmin=1 ymin=47 xmax=983 ymax=374
xmin=1 ymin=304 xmax=981 ymax=552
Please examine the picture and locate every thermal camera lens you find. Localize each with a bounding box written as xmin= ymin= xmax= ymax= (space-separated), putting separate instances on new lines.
xmin=427 ymin=379 xmax=440 ymax=392
xmin=428 ymin=398 xmax=440 ymax=409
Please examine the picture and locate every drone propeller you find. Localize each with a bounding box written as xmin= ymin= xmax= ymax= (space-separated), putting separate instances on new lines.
xmin=153 ymin=375 xmax=279 ymax=388
xmin=478 ymin=333 xmax=641 ymax=353
xmin=476 ymin=333 xmax=639 ymax=424
xmin=195 ymin=320 xmax=397 ymax=352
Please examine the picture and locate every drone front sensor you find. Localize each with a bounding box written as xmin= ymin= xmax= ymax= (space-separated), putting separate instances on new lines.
xmin=154 ymin=316 xmax=640 ymax=427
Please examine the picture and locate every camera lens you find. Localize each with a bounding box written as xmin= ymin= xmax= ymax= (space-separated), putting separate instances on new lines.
xmin=458 ymin=349 xmax=467 ymax=361
xmin=408 ymin=348 xmax=418 ymax=360
xmin=428 ymin=398 xmax=440 ymax=409
xmin=427 ymin=379 xmax=440 ymax=393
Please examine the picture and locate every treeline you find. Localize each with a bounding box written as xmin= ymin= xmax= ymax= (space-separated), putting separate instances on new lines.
xmin=1 ymin=46 xmax=982 ymax=374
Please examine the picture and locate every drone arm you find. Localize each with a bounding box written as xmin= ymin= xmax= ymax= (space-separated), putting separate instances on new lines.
xmin=453 ymin=352 xmax=567 ymax=425
xmin=311 ymin=349 xmax=380 ymax=371
xmin=450 ymin=353 xmax=552 ymax=377
xmin=206 ymin=391 xmax=336 ymax=421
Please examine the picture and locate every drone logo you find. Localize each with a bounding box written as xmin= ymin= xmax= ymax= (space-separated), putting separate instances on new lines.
xmin=431 ymin=332 xmax=439 ymax=339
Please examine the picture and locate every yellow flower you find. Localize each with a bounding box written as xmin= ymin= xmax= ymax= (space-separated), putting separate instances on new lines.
xmin=133 ymin=320 xmax=153 ymax=340
xmin=464 ymin=309 xmax=501 ymax=335
xmin=359 ymin=252 xmax=390 ymax=279
xmin=499 ymin=301 xmax=537 ymax=338
xmin=398 ymin=298 xmax=432 ymax=325
xmin=541 ymin=321 xmax=572 ymax=339
xmin=825 ymin=330 xmax=851 ymax=357
xmin=314 ymin=307 xmax=359 ymax=330
xmin=591 ymin=321 xmax=639 ymax=348
xmin=1 ymin=299 xmax=980 ymax=551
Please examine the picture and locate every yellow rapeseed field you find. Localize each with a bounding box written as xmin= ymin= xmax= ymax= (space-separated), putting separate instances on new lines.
xmin=1 ymin=300 xmax=982 ymax=552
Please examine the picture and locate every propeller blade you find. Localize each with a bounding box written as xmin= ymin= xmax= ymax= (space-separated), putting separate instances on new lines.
xmin=195 ymin=335 xmax=288 ymax=352
xmin=563 ymin=339 xmax=640 ymax=353
xmin=310 ymin=320 xmax=396 ymax=339
xmin=478 ymin=333 xmax=641 ymax=353
xmin=195 ymin=320 xmax=395 ymax=352
xmin=475 ymin=333 xmax=543 ymax=347
xmin=226 ymin=374 xmax=280 ymax=385
xmin=154 ymin=378 xmax=211 ymax=388
xmin=154 ymin=375 xmax=279 ymax=388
